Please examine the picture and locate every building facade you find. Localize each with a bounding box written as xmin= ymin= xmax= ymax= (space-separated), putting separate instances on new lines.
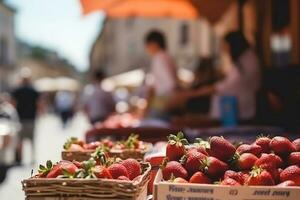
xmin=90 ymin=18 xmax=214 ymax=76
xmin=0 ymin=2 xmax=16 ymax=92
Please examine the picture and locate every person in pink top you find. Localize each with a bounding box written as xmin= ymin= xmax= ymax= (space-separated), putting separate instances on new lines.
xmin=174 ymin=31 xmax=261 ymax=122
xmin=143 ymin=30 xmax=178 ymax=121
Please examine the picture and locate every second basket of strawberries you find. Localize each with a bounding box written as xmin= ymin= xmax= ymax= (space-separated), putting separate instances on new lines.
xmin=62 ymin=134 xmax=152 ymax=161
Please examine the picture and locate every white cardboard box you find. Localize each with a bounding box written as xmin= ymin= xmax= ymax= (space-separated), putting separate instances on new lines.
xmin=154 ymin=169 xmax=300 ymax=200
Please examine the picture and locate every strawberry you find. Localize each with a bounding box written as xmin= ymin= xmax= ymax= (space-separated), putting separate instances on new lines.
xmin=172 ymin=177 xmax=188 ymax=183
xmin=200 ymin=156 xmax=228 ymax=179
xmin=166 ymin=132 xmax=188 ymax=161
xmin=107 ymin=163 xmax=129 ymax=179
xmin=277 ymin=180 xmax=296 ymax=187
xmin=293 ymin=138 xmax=300 ymax=151
xmin=46 ymin=160 xmax=78 ymax=178
xmin=182 ymin=151 xmax=207 ymax=176
xmin=121 ymin=158 xmax=141 ymax=180
xmin=162 ymin=161 xmax=188 ymax=180
xmin=72 ymin=161 xmax=83 ymax=169
xmin=224 ymin=170 xmax=246 ymax=185
xmin=254 ymin=135 xmax=271 ymax=153
xmin=220 ymin=178 xmax=241 ymax=186
xmin=280 ymin=165 xmax=300 ymax=186
xmin=189 ymin=172 xmax=211 ymax=184
xmin=63 ymin=137 xmax=85 ymax=150
xmin=208 ymin=136 xmax=236 ymax=162
xmin=236 ymin=144 xmax=262 ymax=157
xmin=255 ymin=153 xmax=283 ymax=169
xmin=232 ymin=153 xmax=258 ymax=170
xmin=269 ymin=136 xmax=296 ymax=156
xmin=38 ymin=160 xmax=53 ymax=177
xmin=246 ymin=167 xmax=275 ymax=186
xmin=84 ymin=141 xmax=102 ymax=150
xmin=102 ymin=139 xmax=114 ymax=148
xmin=93 ymin=165 xmax=112 ymax=179
xmin=192 ymin=138 xmax=210 ymax=156
xmin=288 ymin=152 xmax=300 ymax=166
xmin=117 ymin=176 xmax=130 ymax=181
xmin=187 ymin=146 xmax=208 ymax=156
xmin=67 ymin=144 xmax=85 ymax=151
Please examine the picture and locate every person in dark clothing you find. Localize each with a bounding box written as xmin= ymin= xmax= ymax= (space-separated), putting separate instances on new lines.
xmin=11 ymin=70 xmax=40 ymax=164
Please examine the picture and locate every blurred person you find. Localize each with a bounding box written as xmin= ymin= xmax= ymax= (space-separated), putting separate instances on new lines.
xmin=55 ymin=90 xmax=75 ymax=128
xmin=82 ymin=70 xmax=115 ymax=125
xmin=186 ymin=57 xmax=219 ymax=114
xmin=143 ymin=30 xmax=178 ymax=120
xmin=11 ymin=69 xmax=40 ymax=164
xmin=175 ymin=31 xmax=261 ymax=122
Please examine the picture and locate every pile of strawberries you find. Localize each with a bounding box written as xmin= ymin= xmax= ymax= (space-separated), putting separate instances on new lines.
xmin=37 ymin=151 xmax=143 ymax=182
xmin=162 ymin=132 xmax=300 ymax=186
xmin=63 ymin=134 xmax=147 ymax=152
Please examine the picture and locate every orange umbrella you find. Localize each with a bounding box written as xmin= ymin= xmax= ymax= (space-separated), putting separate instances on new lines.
xmin=80 ymin=0 xmax=198 ymax=20
xmin=80 ymin=0 xmax=233 ymax=23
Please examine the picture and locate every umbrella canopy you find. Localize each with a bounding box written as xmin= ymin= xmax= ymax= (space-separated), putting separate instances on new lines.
xmin=80 ymin=0 xmax=233 ymax=23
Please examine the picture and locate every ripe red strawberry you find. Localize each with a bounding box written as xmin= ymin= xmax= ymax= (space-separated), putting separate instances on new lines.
xmin=269 ymin=136 xmax=296 ymax=156
xmin=46 ymin=160 xmax=78 ymax=178
xmin=68 ymin=144 xmax=85 ymax=151
xmin=93 ymin=165 xmax=112 ymax=179
xmin=63 ymin=137 xmax=85 ymax=151
xmin=277 ymin=180 xmax=296 ymax=187
xmin=107 ymin=163 xmax=129 ymax=179
xmin=220 ymin=178 xmax=241 ymax=186
xmin=233 ymin=153 xmax=258 ymax=170
xmin=121 ymin=159 xmax=141 ymax=180
xmin=72 ymin=161 xmax=83 ymax=169
xmin=280 ymin=165 xmax=300 ymax=186
xmin=208 ymin=136 xmax=236 ymax=162
xmin=236 ymin=144 xmax=262 ymax=157
xmin=255 ymin=153 xmax=283 ymax=169
xmin=193 ymin=138 xmax=210 ymax=156
xmin=200 ymin=156 xmax=229 ymax=179
xmin=117 ymin=176 xmax=130 ymax=181
xmin=102 ymin=139 xmax=114 ymax=148
xmin=183 ymin=151 xmax=207 ymax=176
xmin=246 ymin=167 xmax=275 ymax=186
xmin=288 ymin=152 xmax=300 ymax=166
xmin=224 ymin=170 xmax=247 ymax=185
xmin=162 ymin=161 xmax=188 ymax=180
xmin=84 ymin=141 xmax=102 ymax=150
xmin=166 ymin=132 xmax=188 ymax=161
xmin=293 ymin=138 xmax=300 ymax=151
xmin=187 ymin=146 xmax=208 ymax=156
xmin=254 ymin=136 xmax=271 ymax=153
xmin=189 ymin=172 xmax=211 ymax=184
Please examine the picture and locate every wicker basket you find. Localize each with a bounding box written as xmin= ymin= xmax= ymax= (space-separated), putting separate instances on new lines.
xmin=61 ymin=143 xmax=153 ymax=162
xmin=22 ymin=163 xmax=151 ymax=200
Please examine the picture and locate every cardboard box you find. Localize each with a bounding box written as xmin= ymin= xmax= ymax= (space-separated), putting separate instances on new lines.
xmin=154 ymin=169 xmax=300 ymax=200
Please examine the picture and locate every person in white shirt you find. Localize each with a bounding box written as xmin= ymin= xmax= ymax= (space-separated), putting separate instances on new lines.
xmin=176 ymin=31 xmax=261 ymax=122
xmin=143 ymin=30 xmax=178 ymax=120
xmin=82 ymin=70 xmax=115 ymax=125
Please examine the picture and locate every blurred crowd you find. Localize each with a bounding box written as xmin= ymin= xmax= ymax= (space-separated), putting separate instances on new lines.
xmin=0 ymin=30 xmax=263 ymax=166
xmin=1 ymin=29 xmax=299 ymax=168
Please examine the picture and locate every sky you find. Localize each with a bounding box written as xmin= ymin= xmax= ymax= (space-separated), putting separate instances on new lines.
xmin=6 ymin=0 xmax=105 ymax=72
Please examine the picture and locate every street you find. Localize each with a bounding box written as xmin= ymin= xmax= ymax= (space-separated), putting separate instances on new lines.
xmin=0 ymin=113 xmax=91 ymax=200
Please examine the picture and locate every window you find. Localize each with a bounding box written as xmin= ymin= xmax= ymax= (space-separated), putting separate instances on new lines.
xmin=179 ymin=23 xmax=189 ymax=46
xmin=0 ymin=37 xmax=8 ymax=65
